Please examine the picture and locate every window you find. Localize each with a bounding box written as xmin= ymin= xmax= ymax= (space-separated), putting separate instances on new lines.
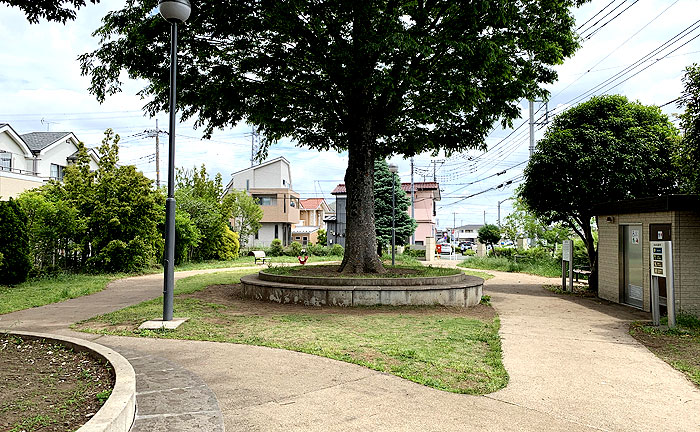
xmin=282 ymin=179 xmax=286 ymax=186
xmin=255 ymin=230 xmax=259 ymax=240
xmin=255 ymin=195 xmax=276 ymax=206
xmin=0 ymin=152 xmax=10 ymax=171
xmin=50 ymin=164 xmax=65 ymax=181
xmin=284 ymin=196 xmax=287 ymax=213
xmin=246 ymin=179 xmax=250 ymax=191
xmin=274 ymin=225 xmax=279 ymax=239
xmin=302 ymin=236 xmax=308 ymax=245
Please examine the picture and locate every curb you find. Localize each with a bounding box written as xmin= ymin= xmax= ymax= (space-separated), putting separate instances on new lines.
xmin=6 ymin=331 xmax=136 ymax=432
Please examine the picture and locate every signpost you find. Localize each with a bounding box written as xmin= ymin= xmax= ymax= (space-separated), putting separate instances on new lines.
xmin=650 ymin=241 xmax=675 ymax=328
xmin=561 ymin=240 xmax=573 ymax=292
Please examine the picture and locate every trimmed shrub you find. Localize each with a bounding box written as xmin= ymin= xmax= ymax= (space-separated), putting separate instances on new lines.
xmin=0 ymin=199 xmax=32 ymax=284
xmin=268 ymin=238 xmax=284 ymax=256
xmin=329 ymin=243 xmax=344 ymax=256
xmin=306 ymin=244 xmax=327 ymax=256
xmin=284 ymin=241 xmax=304 ymax=257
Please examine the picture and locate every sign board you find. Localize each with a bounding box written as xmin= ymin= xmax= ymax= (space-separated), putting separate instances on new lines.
xmin=650 ymin=241 xmax=667 ymax=278
xmin=631 ymin=229 xmax=640 ymax=245
xmin=562 ymin=240 xmax=572 ymax=262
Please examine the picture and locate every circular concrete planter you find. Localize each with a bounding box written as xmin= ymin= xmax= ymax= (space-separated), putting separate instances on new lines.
xmin=7 ymin=331 xmax=136 ymax=432
xmin=241 ymin=272 xmax=484 ymax=307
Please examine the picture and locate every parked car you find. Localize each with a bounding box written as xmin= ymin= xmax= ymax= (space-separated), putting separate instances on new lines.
xmin=437 ymin=242 xmax=452 ymax=254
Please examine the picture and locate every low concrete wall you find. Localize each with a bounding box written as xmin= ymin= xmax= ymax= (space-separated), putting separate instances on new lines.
xmin=7 ymin=331 xmax=136 ymax=432
xmin=258 ymin=271 xmax=467 ymax=286
xmin=241 ymin=273 xmax=483 ymax=307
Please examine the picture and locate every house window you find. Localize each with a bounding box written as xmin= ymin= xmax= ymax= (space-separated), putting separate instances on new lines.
xmin=246 ymin=179 xmax=250 ymax=191
xmin=50 ymin=164 xmax=65 ymax=180
xmin=284 ymin=196 xmax=287 ymax=213
xmin=274 ymin=225 xmax=279 ymax=239
xmin=255 ymin=195 xmax=276 ymax=206
xmin=282 ymin=179 xmax=286 ymax=186
xmin=302 ymin=236 xmax=308 ymax=245
xmin=255 ymin=230 xmax=259 ymax=240
xmin=0 ymin=152 xmax=11 ymax=171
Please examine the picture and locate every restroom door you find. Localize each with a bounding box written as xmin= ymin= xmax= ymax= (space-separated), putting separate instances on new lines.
xmin=622 ymin=225 xmax=643 ymax=308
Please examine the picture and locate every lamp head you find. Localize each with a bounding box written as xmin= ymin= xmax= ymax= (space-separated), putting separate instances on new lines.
xmin=158 ymin=0 xmax=191 ymax=23
xmin=388 ymin=163 xmax=399 ymax=173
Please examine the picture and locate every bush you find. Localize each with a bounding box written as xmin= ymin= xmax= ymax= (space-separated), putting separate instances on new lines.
xmin=215 ymin=227 xmax=240 ymax=261
xmin=329 ymin=243 xmax=344 ymax=256
xmin=268 ymin=238 xmax=284 ymax=256
xmin=0 ymin=199 xmax=32 ymax=284
xmin=306 ymin=243 xmax=326 ymax=256
xmin=285 ymin=241 xmax=304 ymax=257
xmin=462 ymin=249 xmax=476 ymax=256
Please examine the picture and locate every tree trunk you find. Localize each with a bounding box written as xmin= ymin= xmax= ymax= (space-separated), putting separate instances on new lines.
xmin=338 ymin=133 xmax=385 ymax=274
xmin=581 ymin=216 xmax=598 ymax=292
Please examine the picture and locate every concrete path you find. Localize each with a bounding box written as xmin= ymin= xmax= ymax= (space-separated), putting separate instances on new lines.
xmin=2 ymin=265 xmax=700 ymax=431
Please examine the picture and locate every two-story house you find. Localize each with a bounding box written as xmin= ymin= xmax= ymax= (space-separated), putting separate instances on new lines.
xmin=327 ymin=181 xmax=440 ymax=247
xmin=1 ymin=124 xmax=99 ymax=199
xmin=225 ymin=156 xmax=300 ymax=247
xmin=292 ymin=198 xmax=332 ymax=245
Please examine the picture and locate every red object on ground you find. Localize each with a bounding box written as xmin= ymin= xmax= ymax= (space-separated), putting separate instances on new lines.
xmin=298 ymin=256 xmax=309 ymax=265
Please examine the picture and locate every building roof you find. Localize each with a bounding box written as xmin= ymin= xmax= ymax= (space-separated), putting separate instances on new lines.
xmin=331 ymin=182 xmax=441 ymax=200
xmin=454 ymin=224 xmax=484 ymax=230
xmin=292 ymin=225 xmax=320 ymax=234
xmin=230 ymin=156 xmax=290 ymax=177
xmin=20 ymin=132 xmax=72 ymax=152
xmin=299 ymin=198 xmax=326 ymax=210
xmin=591 ymin=195 xmax=700 ymax=215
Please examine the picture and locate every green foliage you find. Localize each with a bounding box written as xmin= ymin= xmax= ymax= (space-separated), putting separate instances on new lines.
xmin=2 ymin=0 xmax=100 ymax=24
xmin=374 ymin=160 xmax=416 ymax=253
xmin=520 ymin=95 xmax=682 ymax=289
xmin=316 ymin=229 xmax=327 ymax=246
xmin=174 ymin=212 xmax=201 ymax=265
xmin=477 ymin=224 xmax=501 ymax=253
xmin=402 ymin=246 xmax=426 ymax=259
xmin=677 ymin=64 xmax=700 ymax=193
xmin=502 ymin=197 xmax=570 ymax=255
xmin=306 ymin=243 xmax=327 ymax=256
xmin=460 ymin=255 xmax=561 ymax=278
xmin=14 ymin=131 xmax=163 ymax=274
xmin=268 ymin=239 xmax=284 ymax=257
xmin=0 ymin=199 xmax=32 ymax=284
xmin=175 ymin=165 xmax=241 ymax=262
xmin=329 ymin=243 xmax=344 ymax=257
xmin=81 ymin=0 xmax=586 ymax=271
xmin=284 ymin=241 xmax=304 ymax=257
xmin=224 ymin=188 xmax=262 ymax=247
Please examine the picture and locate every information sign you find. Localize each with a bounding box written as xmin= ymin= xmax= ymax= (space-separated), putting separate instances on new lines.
xmin=650 ymin=242 xmax=666 ymax=278
xmin=562 ymin=240 xmax=572 ymax=262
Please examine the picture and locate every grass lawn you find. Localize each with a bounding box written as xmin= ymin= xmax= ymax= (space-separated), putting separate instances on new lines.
xmin=629 ymin=314 xmax=700 ymax=388
xmin=74 ymin=271 xmax=508 ymax=395
xmin=0 ymin=256 xmax=343 ymax=316
xmin=459 ymin=256 xmax=561 ymax=278
xmin=0 ymin=274 xmax=122 ymax=316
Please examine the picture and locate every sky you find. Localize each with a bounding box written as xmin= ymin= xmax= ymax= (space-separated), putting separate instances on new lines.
xmin=1 ymin=0 xmax=698 ymax=229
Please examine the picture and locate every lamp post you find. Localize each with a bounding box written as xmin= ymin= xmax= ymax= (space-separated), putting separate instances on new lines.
xmin=158 ymin=0 xmax=191 ymax=321
xmin=388 ymin=163 xmax=399 ymax=266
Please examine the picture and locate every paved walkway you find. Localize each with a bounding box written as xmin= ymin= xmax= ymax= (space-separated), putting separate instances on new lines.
xmin=2 ymin=265 xmax=700 ymax=431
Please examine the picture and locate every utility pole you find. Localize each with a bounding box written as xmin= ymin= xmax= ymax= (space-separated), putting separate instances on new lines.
xmin=497 ymin=197 xmax=512 ymax=227
xmin=145 ymin=120 xmax=163 ymax=188
xmin=155 ymin=119 xmax=160 ymax=188
xmin=483 ymin=211 xmax=486 ymax=225
xmin=529 ymin=99 xmax=535 ymax=157
xmin=247 ymin=126 xmax=260 ymax=167
xmin=452 ymin=212 xmax=456 ymax=260
xmin=410 ymin=157 xmax=415 ymax=245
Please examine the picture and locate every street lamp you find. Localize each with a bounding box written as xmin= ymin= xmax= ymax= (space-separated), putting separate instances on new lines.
xmin=159 ymin=0 xmax=191 ymax=321
xmin=388 ymin=163 xmax=399 ymax=266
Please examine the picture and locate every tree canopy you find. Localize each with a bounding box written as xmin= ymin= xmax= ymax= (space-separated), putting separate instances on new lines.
xmin=81 ymin=0 xmax=587 ymax=273
xmin=477 ymin=224 xmax=501 ymax=253
xmin=519 ymin=95 xmax=681 ymax=289
xmin=2 ymin=0 xmax=100 ymax=23
xmin=374 ymin=159 xmax=416 ymax=255
xmin=677 ymin=63 xmax=700 ymax=193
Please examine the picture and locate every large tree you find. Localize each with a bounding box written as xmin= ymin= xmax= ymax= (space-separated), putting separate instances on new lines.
xmin=80 ymin=0 xmax=585 ymax=273
xmin=1 ymin=0 xmax=100 ymax=23
xmin=519 ymin=95 xmax=680 ymax=290
xmin=676 ymin=64 xmax=700 ymax=193
xmin=374 ymin=159 xmax=416 ymax=256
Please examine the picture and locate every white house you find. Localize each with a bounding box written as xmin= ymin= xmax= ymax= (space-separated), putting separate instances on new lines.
xmin=0 ymin=124 xmax=99 ymax=199
xmin=225 ymin=157 xmax=300 ymax=247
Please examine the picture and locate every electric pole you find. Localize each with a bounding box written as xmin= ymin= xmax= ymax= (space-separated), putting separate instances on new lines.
xmin=529 ymin=99 xmax=535 ymax=157
xmin=247 ymin=126 xmax=259 ymax=167
xmin=155 ymin=119 xmax=160 ymax=188
xmin=410 ymin=157 xmax=415 ymax=245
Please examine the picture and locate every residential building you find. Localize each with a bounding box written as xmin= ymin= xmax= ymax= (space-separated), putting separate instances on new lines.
xmin=225 ymin=156 xmax=300 ymax=247
xmin=453 ymin=224 xmax=483 ymax=243
xmin=1 ymin=124 xmax=98 ymax=199
xmin=327 ymin=181 xmax=441 ymax=247
xmin=292 ymin=225 xmax=320 ymax=246
xmin=298 ymin=198 xmax=331 ymax=229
